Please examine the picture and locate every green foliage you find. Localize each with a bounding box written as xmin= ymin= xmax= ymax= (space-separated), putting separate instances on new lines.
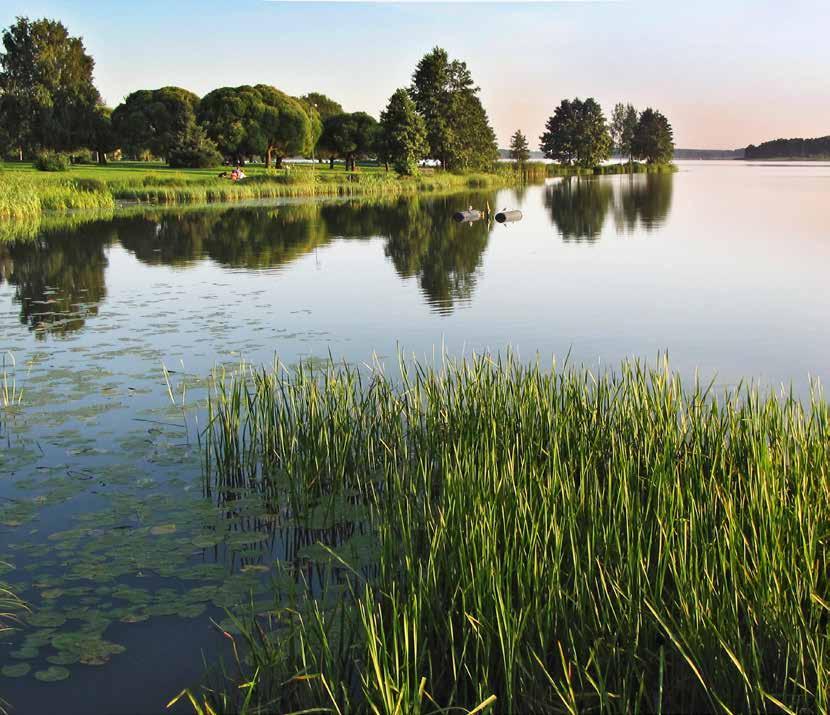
xmin=73 ymin=177 xmax=107 ymax=192
xmin=540 ymin=97 xmax=612 ymax=168
xmin=110 ymin=86 xmax=200 ymax=161
xmin=198 ymin=85 xmax=313 ymax=167
xmin=633 ymin=108 xmax=675 ymax=164
xmin=299 ymin=92 xmax=343 ymax=122
xmin=509 ymin=129 xmax=530 ymax=165
xmin=0 ymin=17 xmax=101 ymax=156
xmin=34 ymin=151 xmax=69 ymax=171
xmin=409 ymin=47 xmax=498 ymax=171
xmin=745 ymin=135 xmax=830 ymax=159
xmin=610 ymin=102 xmax=639 ymax=162
xmin=167 ymin=126 xmax=222 ymax=169
xmin=379 ymin=88 xmax=428 ymax=175
xmin=319 ymin=112 xmax=379 ymax=171
xmin=192 ymin=354 xmax=830 ymax=714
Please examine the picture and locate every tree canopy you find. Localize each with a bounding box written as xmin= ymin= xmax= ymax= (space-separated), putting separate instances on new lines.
xmin=409 ymin=47 xmax=497 ymax=171
xmin=632 ymin=108 xmax=674 ymax=164
xmin=319 ymin=112 xmax=379 ymax=171
xmin=300 ymin=92 xmax=343 ymax=122
xmin=111 ymin=87 xmax=200 ymax=160
xmin=509 ymin=130 xmax=530 ymax=165
xmin=198 ymin=84 xmax=314 ymax=166
xmin=379 ymin=88 xmax=428 ymax=175
xmin=610 ymin=103 xmax=639 ymax=163
xmin=0 ymin=17 xmax=102 ymax=157
xmin=745 ymin=135 xmax=830 ymax=159
xmin=540 ymin=98 xmax=611 ymax=168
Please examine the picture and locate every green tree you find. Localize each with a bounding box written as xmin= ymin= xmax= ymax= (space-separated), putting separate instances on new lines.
xmin=632 ymin=108 xmax=674 ymax=164
xmin=90 ymin=105 xmax=118 ymax=164
xmin=379 ymin=89 xmax=428 ymax=175
xmin=409 ymin=47 xmax=497 ymax=171
xmin=319 ymin=112 xmax=378 ymax=171
xmin=198 ymin=85 xmax=313 ymax=167
xmin=167 ymin=124 xmax=222 ymax=168
xmin=509 ymin=129 xmax=530 ymax=167
xmin=610 ymin=103 xmax=638 ymax=164
xmin=540 ymin=98 xmax=611 ymax=169
xmin=0 ymin=17 xmax=102 ymax=158
xmin=300 ymin=92 xmax=343 ymax=121
xmin=111 ymin=86 xmax=199 ymax=161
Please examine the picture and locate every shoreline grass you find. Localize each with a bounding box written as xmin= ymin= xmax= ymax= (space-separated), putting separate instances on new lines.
xmin=547 ymin=162 xmax=677 ymax=177
xmin=0 ymin=162 xmax=526 ymax=223
xmin=187 ymin=354 xmax=830 ymax=714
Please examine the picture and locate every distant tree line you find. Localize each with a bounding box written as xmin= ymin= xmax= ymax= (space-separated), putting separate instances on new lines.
xmin=745 ymin=135 xmax=830 ymax=160
xmin=514 ymin=99 xmax=674 ymax=169
xmin=0 ymin=18 xmax=498 ymax=175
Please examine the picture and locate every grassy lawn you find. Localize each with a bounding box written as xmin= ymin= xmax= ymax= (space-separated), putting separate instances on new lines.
xmin=0 ymin=160 xmax=517 ymax=223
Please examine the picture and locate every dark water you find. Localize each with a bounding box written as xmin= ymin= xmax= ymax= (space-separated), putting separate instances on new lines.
xmin=1 ymin=162 xmax=829 ymax=713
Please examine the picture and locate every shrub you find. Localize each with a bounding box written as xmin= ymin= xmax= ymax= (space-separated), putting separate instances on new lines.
xmin=34 ymin=152 xmax=70 ymax=172
xmin=167 ymin=127 xmax=222 ymax=169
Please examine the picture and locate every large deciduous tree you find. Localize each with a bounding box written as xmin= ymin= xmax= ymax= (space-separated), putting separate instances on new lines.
xmin=632 ymin=108 xmax=674 ymax=164
xmin=111 ymin=86 xmax=199 ymax=161
xmin=198 ymin=85 xmax=313 ymax=167
xmin=319 ymin=112 xmax=378 ymax=171
xmin=0 ymin=17 xmax=102 ymax=158
xmin=540 ymin=97 xmax=612 ymax=168
xmin=379 ymin=89 xmax=428 ymax=175
xmin=409 ymin=47 xmax=497 ymax=171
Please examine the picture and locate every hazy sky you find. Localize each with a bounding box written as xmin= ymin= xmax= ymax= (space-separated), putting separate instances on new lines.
xmin=3 ymin=0 xmax=829 ymax=148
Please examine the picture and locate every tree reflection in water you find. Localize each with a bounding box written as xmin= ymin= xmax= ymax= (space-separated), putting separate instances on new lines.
xmin=1 ymin=193 xmax=499 ymax=336
xmin=0 ymin=221 xmax=114 ymax=338
xmin=544 ymin=173 xmax=673 ymax=242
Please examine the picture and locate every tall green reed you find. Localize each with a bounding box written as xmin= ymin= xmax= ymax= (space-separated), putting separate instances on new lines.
xmin=191 ymin=354 xmax=828 ymax=713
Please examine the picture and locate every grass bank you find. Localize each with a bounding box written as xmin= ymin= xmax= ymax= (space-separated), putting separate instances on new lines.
xmin=547 ymin=162 xmax=677 ymax=177
xmin=186 ymin=355 xmax=830 ymax=714
xmin=0 ymin=162 xmax=524 ymax=222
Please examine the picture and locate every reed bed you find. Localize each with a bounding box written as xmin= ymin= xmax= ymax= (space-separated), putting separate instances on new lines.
xmin=0 ymin=174 xmax=115 ymax=222
xmin=1 ymin=166 xmax=515 ymax=225
xmin=189 ymin=355 xmax=830 ymax=714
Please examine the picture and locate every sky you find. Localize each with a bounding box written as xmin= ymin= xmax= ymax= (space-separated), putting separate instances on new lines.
xmin=3 ymin=0 xmax=829 ymax=149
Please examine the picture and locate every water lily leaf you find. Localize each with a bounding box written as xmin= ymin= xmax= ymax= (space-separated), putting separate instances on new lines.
xmin=2 ymin=663 xmax=31 ymax=677
xmin=10 ymin=646 xmax=38 ymax=660
xmin=150 ymin=524 xmax=177 ymax=535
xmin=27 ymin=611 xmax=66 ymax=628
xmin=34 ymin=666 xmax=71 ymax=682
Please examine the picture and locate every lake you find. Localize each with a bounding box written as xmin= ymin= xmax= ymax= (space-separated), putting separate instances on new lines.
xmin=1 ymin=161 xmax=829 ymax=713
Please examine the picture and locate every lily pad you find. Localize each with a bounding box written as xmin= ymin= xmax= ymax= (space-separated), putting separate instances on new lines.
xmin=10 ymin=646 xmax=38 ymax=660
xmin=34 ymin=666 xmax=71 ymax=682
xmin=150 ymin=523 xmax=177 ymax=535
xmin=1 ymin=663 xmax=31 ymax=678
xmin=47 ymin=653 xmax=80 ymax=665
xmin=27 ymin=610 xmax=67 ymax=628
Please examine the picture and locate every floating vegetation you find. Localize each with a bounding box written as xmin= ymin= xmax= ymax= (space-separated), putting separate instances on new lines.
xmin=1 ymin=663 xmax=30 ymax=678
xmin=188 ymin=354 xmax=830 ymax=714
xmin=33 ymin=666 xmax=70 ymax=682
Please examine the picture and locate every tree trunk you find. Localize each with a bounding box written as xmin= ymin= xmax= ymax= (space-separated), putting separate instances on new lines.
xmin=265 ymin=147 xmax=272 ymax=168
xmin=18 ymin=147 xmax=23 ymax=162
xmin=98 ymin=150 xmax=108 ymax=165
xmin=329 ymin=157 xmax=335 ymax=170
xmin=275 ymin=155 xmax=283 ymax=168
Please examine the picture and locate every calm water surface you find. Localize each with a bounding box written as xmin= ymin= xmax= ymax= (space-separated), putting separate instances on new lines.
xmin=0 ymin=161 xmax=828 ymax=713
